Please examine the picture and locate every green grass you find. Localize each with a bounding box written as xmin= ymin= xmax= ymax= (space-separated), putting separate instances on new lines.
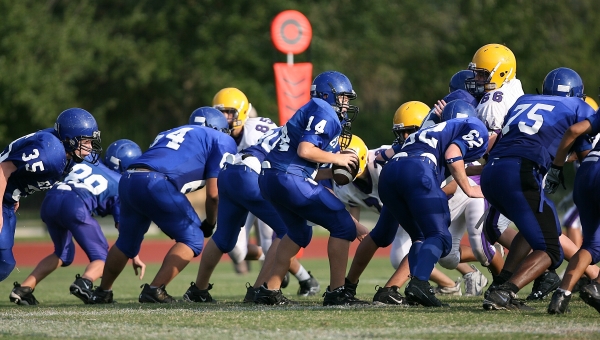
xmin=0 ymin=258 xmax=599 ymax=339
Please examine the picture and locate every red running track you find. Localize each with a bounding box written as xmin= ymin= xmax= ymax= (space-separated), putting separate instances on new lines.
xmin=12 ymin=237 xmax=393 ymax=266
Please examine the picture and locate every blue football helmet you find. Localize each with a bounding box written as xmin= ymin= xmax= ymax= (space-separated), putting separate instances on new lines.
xmin=189 ymin=106 xmax=232 ymax=135
xmin=311 ymin=71 xmax=358 ymax=149
xmin=54 ymin=108 xmax=102 ymax=163
xmin=542 ymin=67 xmax=585 ymax=98
xmin=103 ymin=139 xmax=142 ymax=174
xmin=449 ymin=70 xmax=476 ymax=93
xmin=441 ymin=99 xmax=477 ymax=122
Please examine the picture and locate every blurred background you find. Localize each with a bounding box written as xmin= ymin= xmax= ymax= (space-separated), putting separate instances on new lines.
xmin=1 ymin=0 xmax=597 ymax=217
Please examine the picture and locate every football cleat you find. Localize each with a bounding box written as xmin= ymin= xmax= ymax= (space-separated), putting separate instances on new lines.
xmin=373 ymin=285 xmax=408 ymax=305
xmin=571 ymin=276 xmax=591 ymax=293
xmin=89 ymin=287 xmax=114 ymax=304
xmin=435 ymin=279 xmax=462 ymax=296
xmin=404 ymin=278 xmax=446 ymax=307
xmin=254 ymin=284 xmax=295 ymax=305
xmin=281 ymin=272 xmax=290 ymax=289
xmin=463 ymin=265 xmax=488 ymax=296
xmin=9 ymin=282 xmax=39 ymax=306
xmin=343 ymin=277 xmax=359 ymax=298
xmin=69 ymin=274 xmax=94 ymax=304
xmin=483 ymin=288 xmax=533 ymax=311
xmin=547 ymin=290 xmax=571 ymax=314
xmin=297 ymin=272 xmax=320 ymax=296
xmin=579 ymin=281 xmax=600 ymax=314
xmin=183 ymin=282 xmax=214 ymax=303
xmin=139 ymin=284 xmax=177 ymax=303
xmin=322 ymin=286 xmax=370 ymax=306
xmin=527 ymin=271 xmax=561 ymax=300
xmin=243 ymin=282 xmax=258 ymax=303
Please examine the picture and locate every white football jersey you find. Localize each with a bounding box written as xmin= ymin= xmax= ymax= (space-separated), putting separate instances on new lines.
xmin=476 ymin=78 xmax=524 ymax=131
xmin=334 ymin=146 xmax=390 ymax=213
xmin=236 ymin=117 xmax=278 ymax=151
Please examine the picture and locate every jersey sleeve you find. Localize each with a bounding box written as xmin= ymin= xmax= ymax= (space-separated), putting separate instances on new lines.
xmin=205 ymin=136 xmax=237 ymax=178
xmin=450 ymin=119 xmax=489 ymax=162
xmin=299 ymin=109 xmax=341 ymax=150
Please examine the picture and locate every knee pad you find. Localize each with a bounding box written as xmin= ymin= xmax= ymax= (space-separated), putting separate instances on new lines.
xmin=438 ymin=249 xmax=460 ymax=270
xmin=0 ymin=251 xmax=15 ymax=282
xmin=58 ymin=242 xmax=76 ymax=267
xmin=546 ymin=245 xmax=564 ymax=270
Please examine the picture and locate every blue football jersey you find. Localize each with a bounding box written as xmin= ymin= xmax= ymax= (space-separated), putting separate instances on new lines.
xmin=130 ymin=125 xmax=237 ymax=193
xmin=0 ymin=129 xmax=68 ymax=204
xmin=55 ymin=160 xmax=122 ymax=223
xmin=396 ymin=117 xmax=489 ymax=183
xmin=266 ymin=98 xmax=342 ymax=178
xmin=490 ymin=95 xmax=600 ymax=173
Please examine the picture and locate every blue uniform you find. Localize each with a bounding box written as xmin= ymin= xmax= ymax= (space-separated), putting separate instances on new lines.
xmin=212 ymin=128 xmax=289 ymax=253
xmin=258 ymin=98 xmax=355 ymax=247
xmin=481 ymin=95 xmax=600 ymax=269
xmin=378 ymin=117 xmax=488 ymax=281
xmin=0 ymin=129 xmax=68 ymax=281
xmin=115 ymin=125 xmax=237 ymax=258
xmin=571 ymin=125 xmax=600 ymax=264
xmin=41 ymin=160 xmax=120 ymax=266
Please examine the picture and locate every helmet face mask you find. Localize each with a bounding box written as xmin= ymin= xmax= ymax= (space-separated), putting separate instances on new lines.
xmin=465 ymin=44 xmax=516 ymax=97
xmin=212 ymin=88 xmax=250 ymax=131
xmin=55 ymin=108 xmax=102 ymax=164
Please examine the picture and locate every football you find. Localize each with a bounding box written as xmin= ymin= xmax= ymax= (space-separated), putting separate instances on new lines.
xmin=332 ymin=150 xmax=359 ymax=186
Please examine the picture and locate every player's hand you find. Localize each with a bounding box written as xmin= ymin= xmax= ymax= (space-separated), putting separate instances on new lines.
xmin=334 ymin=151 xmax=359 ymax=172
xmin=200 ymin=219 xmax=216 ymax=238
xmin=467 ymin=185 xmax=484 ymax=199
xmin=13 ymin=202 xmax=19 ymax=212
xmin=433 ymin=99 xmax=447 ymax=116
xmin=544 ymin=164 xmax=565 ymax=194
xmin=132 ymin=255 xmax=146 ymax=280
xmin=355 ymin=223 xmax=369 ymax=242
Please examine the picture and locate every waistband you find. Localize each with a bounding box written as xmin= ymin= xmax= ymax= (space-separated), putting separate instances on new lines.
xmin=583 ymin=150 xmax=600 ymax=163
xmin=127 ymin=167 xmax=154 ymax=173
xmin=392 ymin=152 xmax=437 ymax=167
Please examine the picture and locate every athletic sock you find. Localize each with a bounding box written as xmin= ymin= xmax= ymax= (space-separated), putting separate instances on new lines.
xmin=295 ymin=266 xmax=311 ymax=281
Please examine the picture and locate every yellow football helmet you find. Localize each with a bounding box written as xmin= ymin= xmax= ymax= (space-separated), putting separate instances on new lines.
xmin=392 ymin=101 xmax=430 ymax=142
xmin=343 ymin=134 xmax=368 ymax=178
xmin=466 ymin=44 xmax=516 ymax=96
xmin=212 ymin=87 xmax=251 ymax=130
xmin=585 ymin=96 xmax=599 ymax=111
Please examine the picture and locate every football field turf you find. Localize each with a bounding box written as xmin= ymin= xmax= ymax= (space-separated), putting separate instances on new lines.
xmin=0 ymin=258 xmax=599 ymax=339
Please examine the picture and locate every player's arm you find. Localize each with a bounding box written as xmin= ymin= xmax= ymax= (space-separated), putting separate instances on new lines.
xmin=348 ymin=205 xmax=361 ymax=221
xmin=553 ymin=119 xmax=593 ymax=167
xmin=445 ymin=144 xmax=483 ymax=199
xmin=0 ymin=161 xmax=17 ymax=231
xmin=204 ymin=177 xmax=218 ymax=226
xmin=298 ymin=141 xmax=357 ymax=171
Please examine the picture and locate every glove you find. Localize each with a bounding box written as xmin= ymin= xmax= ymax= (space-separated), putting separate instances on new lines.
xmin=544 ymin=164 xmax=565 ymax=194
xmin=200 ymin=219 xmax=216 ymax=238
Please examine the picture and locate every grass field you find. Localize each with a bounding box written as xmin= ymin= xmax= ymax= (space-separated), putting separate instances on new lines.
xmin=1 ymin=258 xmax=599 ymax=339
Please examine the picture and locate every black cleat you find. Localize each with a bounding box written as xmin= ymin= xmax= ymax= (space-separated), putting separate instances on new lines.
xmin=572 ymin=276 xmax=591 ymax=293
xmin=89 ymin=287 xmax=114 ymax=304
xmin=297 ymin=272 xmax=320 ymax=296
xmin=373 ymin=285 xmax=407 ymax=305
xmin=404 ymin=278 xmax=445 ymax=307
xmin=69 ymin=274 xmax=93 ymax=304
xmin=547 ymin=290 xmax=571 ymax=314
xmin=183 ymin=282 xmax=214 ymax=303
xmin=254 ymin=283 xmax=295 ymax=305
xmin=281 ymin=272 xmax=290 ymax=289
xmin=580 ymin=281 xmax=600 ymax=314
xmin=343 ymin=278 xmax=359 ymax=298
xmin=9 ymin=282 xmax=39 ymax=306
xmin=323 ymin=285 xmax=370 ymax=306
xmin=139 ymin=284 xmax=177 ymax=303
xmin=243 ymin=282 xmax=258 ymax=303
xmin=483 ymin=289 xmax=516 ymax=310
xmin=527 ymin=271 xmax=561 ymax=301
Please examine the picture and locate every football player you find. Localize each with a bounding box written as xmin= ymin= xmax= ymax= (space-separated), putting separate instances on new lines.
xmin=547 ymin=100 xmax=600 ymax=314
xmin=481 ymin=67 xmax=599 ymax=311
xmin=255 ymin=71 xmax=370 ymax=306
xmin=89 ymin=112 xmax=237 ymax=304
xmin=9 ymin=140 xmax=144 ymax=305
xmin=377 ymin=111 xmax=489 ymax=307
xmin=0 ymin=108 xmax=102 ymax=291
